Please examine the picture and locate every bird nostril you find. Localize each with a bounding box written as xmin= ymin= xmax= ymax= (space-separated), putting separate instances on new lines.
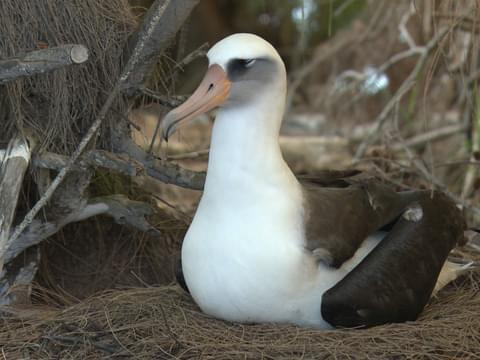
xmin=208 ymin=83 xmax=214 ymax=92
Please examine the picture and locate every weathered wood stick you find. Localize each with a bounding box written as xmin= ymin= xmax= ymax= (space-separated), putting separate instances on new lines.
xmin=33 ymin=149 xmax=206 ymax=190
xmin=4 ymin=194 xmax=159 ymax=264
xmin=390 ymin=123 xmax=467 ymax=152
xmin=120 ymin=0 xmax=200 ymax=93
xmin=0 ymin=134 xmax=31 ymax=271
xmin=0 ymin=44 xmax=88 ymax=83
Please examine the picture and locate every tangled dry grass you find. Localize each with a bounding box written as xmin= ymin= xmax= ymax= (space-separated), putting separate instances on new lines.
xmin=0 ymin=0 xmax=136 ymax=153
xmin=1 ymin=261 xmax=479 ymax=359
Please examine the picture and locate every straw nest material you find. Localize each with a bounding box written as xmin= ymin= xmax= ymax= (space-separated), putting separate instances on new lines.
xmin=1 ymin=261 xmax=479 ymax=359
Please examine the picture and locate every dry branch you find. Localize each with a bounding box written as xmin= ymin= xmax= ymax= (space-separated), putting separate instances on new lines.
xmin=0 ymin=134 xmax=36 ymax=305
xmin=0 ymin=134 xmax=32 ymax=270
xmin=3 ymin=194 xmax=159 ymax=265
xmin=287 ymin=31 xmax=357 ymax=109
xmin=120 ymin=0 xmax=200 ymax=93
xmin=353 ymin=27 xmax=450 ymax=161
xmin=139 ymin=88 xmax=187 ymax=107
xmin=33 ymin=150 xmax=206 ymax=191
xmin=0 ymin=45 xmax=88 ymax=83
xmin=390 ymin=123 xmax=467 ymax=152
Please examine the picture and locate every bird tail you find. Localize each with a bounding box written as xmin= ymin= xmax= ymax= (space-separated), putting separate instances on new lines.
xmin=433 ymin=229 xmax=480 ymax=296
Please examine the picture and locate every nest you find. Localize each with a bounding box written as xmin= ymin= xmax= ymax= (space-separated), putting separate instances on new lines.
xmin=1 ymin=265 xmax=479 ymax=359
xmin=0 ymin=0 xmax=136 ymax=153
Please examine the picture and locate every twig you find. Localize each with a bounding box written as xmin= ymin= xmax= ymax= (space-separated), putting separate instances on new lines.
xmin=0 ymin=44 xmax=88 ymax=83
xmin=391 ymin=103 xmax=480 ymax=216
xmin=353 ymin=27 xmax=450 ymax=161
xmin=460 ymin=43 xmax=480 ymax=200
xmin=390 ymin=123 xmax=467 ymax=151
xmin=43 ymin=335 xmax=128 ymax=356
xmin=434 ymin=13 xmax=480 ymax=33
xmin=467 ymin=68 xmax=480 ymax=86
xmin=168 ymin=149 xmax=209 ymax=160
xmin=32 ymin=150 xmax=206 ymax=190
xmin=120 ymin=0 xmax=200 ymax=93
xmin=336 ymin=45 xmax=423 ymax=95
xmin=334 ymin=0 xmax=356 ymax=18
xmin=332 ymin=4 xmax=423 ymax=110
xmin=287 ymin=0 xmax=388 ymax=110
xmin=158 ymin=303 xmax=184 ymax=349
xmin=434 ymin=160 xmax=480 ymax=168
xmin=140 ymin=88 xmax=187 ymax=107
xmin=411 ymin=156 xmax=480 ymax=215
xmin=287 ymin=31 xmax=358 ymax=109
xmin=0 ymin=134 xmax=32 ymax=271
xmin=171 ymin=42 xmax=208 ymax=72
xmin=398 ymin=2 xmax=417 ymax=49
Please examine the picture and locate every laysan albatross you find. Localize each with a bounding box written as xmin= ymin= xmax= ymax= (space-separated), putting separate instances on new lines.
xmin=160 ymin=33 xmax=466 ymax=329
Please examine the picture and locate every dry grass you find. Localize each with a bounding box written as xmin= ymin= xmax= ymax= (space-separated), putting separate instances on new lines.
xmin=1 ymin=262 xmax=479 ymax=359
xmin=0 ymin=0 xmax=136 ymax=153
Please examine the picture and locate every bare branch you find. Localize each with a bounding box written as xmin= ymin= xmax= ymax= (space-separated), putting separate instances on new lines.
xmin=33 ymin=150 xmax=206 ymax=191
xmin=4 ymin=195 xmax=159 ymax=264
xmin=0 ymin=134 xmax=32 ymax=270
xmin=287 ymin=32 xmax=357 ymax=109
xmin=91 ymin=195 xmax=160 ymax=236
xmin=353 ymin=27 xmax=450 ymax=161
xmin=390 ymin=123 xmax=467 ymax=152
xmin=168 ymin=42 xmax=209 ymax=80
xmin=120 ymin=0 xmax=200 ymax=93
xmin=91 ymin=149 xmax=206 ymax=190
xmin=139 ymin=88 xmax=187 ymax=107
xmin=167 ymin=149 xmax=210 ymax=160
xmin=0 ymin=45 xmax=88 ymax=83
xmin=0 ymin=249 xmax=39 ymax=305
xmin=398 ymin=2 xmax=417 ymax=49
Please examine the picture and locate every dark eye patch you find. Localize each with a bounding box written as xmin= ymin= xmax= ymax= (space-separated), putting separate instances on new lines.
xmin=227 ymin=58 xmax=256 ymax=79
xmin=226 ymin=57 xmax=276 ymax=83
xmin=224 ymin=57 xmax=279 ymax=106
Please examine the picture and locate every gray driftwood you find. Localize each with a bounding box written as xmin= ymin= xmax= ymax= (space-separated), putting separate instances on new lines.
xmin=33 ymin=150 xmax=206 ymax=190
xmin=0 ymin=134 xmax=32 ymax=270
xmin=4 ymin=194 xmax=159 ymax=265
xmin=0 ymin=134 xmax=36 ymax=305
xmin=120 ymin=0 xmax=200 ymax=93
xmin=0 ymin=44 xmax=88 ymax=83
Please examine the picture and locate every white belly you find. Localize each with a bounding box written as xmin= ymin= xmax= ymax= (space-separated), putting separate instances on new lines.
xmin=182 ymin=211 xmax=327 ymax=327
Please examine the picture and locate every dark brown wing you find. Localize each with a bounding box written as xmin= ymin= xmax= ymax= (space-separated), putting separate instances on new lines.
xmin=301 ymin=172 xmax=422 ymax=267
xmin=320 ymin=191 xmax=465 ymax=327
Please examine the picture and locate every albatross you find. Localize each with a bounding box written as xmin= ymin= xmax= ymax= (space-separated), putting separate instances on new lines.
xmin=160 ymin=33 xmax=466 ymax=329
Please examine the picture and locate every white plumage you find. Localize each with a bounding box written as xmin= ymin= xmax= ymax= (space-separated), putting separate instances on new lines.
xmin=181 ymin=34 xmax=384 ymax=328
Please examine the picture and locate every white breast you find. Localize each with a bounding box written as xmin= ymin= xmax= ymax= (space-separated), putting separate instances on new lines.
xmin=182 ymin=163 xmax=345 ymax=328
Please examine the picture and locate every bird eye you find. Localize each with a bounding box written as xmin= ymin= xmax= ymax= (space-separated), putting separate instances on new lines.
xmin=227 ymin=58 xmax=258 ymax=79
xmin=244 ymin=59 xmax=256 ymax=67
